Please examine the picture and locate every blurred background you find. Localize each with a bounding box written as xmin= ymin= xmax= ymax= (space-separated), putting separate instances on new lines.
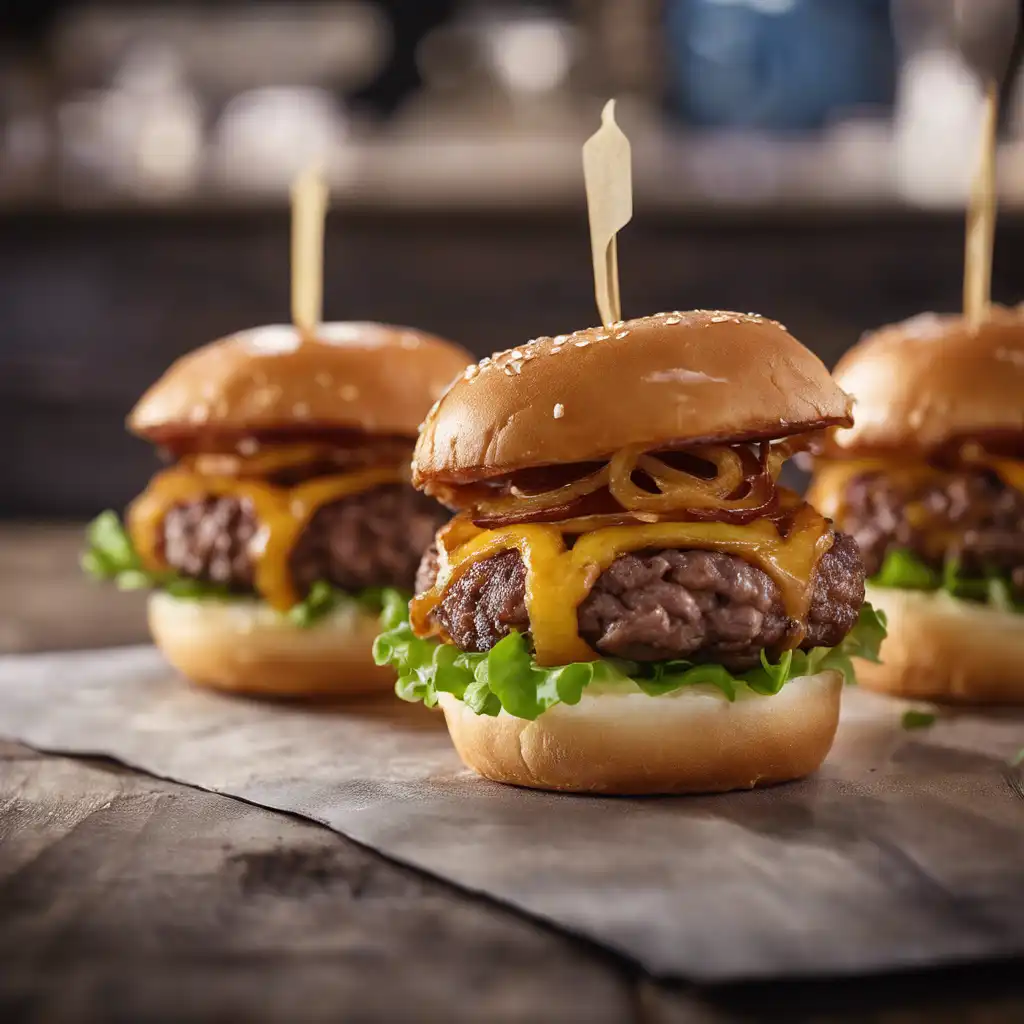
xmin=3 ymin=0 xmax=1024 ymax=520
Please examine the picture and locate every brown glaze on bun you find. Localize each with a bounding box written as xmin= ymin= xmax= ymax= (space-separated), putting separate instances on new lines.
xmin=413 ymin=310 xmax=853 ymax=487
xmin=129 ymin=322 xmax=472 ymax=444
xmin=824 ymin=306 xmax=1024 ymax=458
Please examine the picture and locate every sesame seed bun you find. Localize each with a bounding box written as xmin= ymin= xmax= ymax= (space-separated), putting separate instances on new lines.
xmin=854 ymin=584 xmax=1024 ymax=704
xmin=129 ymin=322 xmax=472 ymax=444
xmin=823 ymin=306 xmax=1024 ymax=458
xmin=412 ymin=310 xmax=852 ymax=487
xmin=437 ymin=670 xmax=842 ymax=794
xmin=148 ymin=592 xmax=393 ymax=698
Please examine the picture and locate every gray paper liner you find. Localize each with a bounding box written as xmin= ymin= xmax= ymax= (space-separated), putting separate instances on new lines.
xmin=0 ymin=645 xmax=1022 ymax=982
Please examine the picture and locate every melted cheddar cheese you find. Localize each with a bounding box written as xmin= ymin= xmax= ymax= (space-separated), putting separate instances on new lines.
xmin=128 ymin=465 xmax=405 ymax=611
xmin=809 ymin=453 xmax=1024 ymax=521
xmin=411 ymin=502 xmax=833 ymax=667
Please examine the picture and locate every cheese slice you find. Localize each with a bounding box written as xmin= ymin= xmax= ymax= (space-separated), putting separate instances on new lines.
xmin=411 ymin=502 xmax=833 ymax=667
xmin=129 ymin=465 xmax=404 ymax=610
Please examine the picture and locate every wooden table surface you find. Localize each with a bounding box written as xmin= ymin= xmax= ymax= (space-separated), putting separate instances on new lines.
xmin=2 ymin=524 xmax=1023 ymax=1024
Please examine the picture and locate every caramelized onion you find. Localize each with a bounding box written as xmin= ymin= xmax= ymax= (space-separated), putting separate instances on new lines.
xmin=184 ymin=443 xmax=411 ymax=481
xmin=608 ymin=445 xmax=773 ymax=514
xmin=457 ymin=441 xmax=794 ymax=528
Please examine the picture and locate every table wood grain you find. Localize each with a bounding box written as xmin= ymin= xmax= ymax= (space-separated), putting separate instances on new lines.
xmin=1 ymin=524 xmax=1022 ymax=1023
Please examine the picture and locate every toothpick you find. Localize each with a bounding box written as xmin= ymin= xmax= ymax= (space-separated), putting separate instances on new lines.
xmin=291 ymin=165 xmax=329 ymax=337
xmin=582 ymin=100 xmax=633 ymax=328
xmin=964 ymin=80 xmax=999 ymax=330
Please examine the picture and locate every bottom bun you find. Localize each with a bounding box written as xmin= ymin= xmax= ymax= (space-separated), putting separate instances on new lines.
xmin=148 ymin=591 xmax=393 ymax=698
xmin=438 ymin=671 xmax=842 ymax=795
xmin=857 ymin=584 xmax=1024 ymax=704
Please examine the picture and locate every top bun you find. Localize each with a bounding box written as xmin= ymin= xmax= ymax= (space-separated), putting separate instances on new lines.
xmin=824 ymin=306 xmax=1024 ymax=457
xmin=413 ymin=310 xmax=852 ymax=485
xmin=129 ymin=322 xmax=471 ymax=443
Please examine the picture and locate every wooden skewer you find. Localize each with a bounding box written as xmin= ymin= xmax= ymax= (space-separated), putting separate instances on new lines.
xmin=291 ymin=166 xmax=329 ymax=337
xmin=582 ymin=100 xmax=633 ymax=328
xmin=964 ymin=80 xmax=999 ymax=330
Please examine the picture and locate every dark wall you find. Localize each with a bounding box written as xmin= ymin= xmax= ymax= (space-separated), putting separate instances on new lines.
xmin=1 ymin=207 xmax=1019 ymax=517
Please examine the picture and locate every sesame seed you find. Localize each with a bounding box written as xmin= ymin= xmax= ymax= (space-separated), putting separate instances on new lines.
xmin=711 ymin=315 xmax=729 ymax=323
xmin=615 ymin=330 xmax=630 ymax=339
xmin=464 ymin=364 xmax=480 ymax=380
xmin=553 ymin=403 xmax=565 ymax=419
xmin=575 ymin=340 xmax=590 ymax=347
xmin=340 ymin=385 xmax=359 ymax=401
xmin=293 ymin=401 xmax=310 ymax=417
xmin=554 ymin=335 xmax=569 ymax=344
xmin=664 ymin=316 xmax=681 ymax=325
xmin=594 ymin=333 xmax=609 ymax=341
xmin=314 ymin=372 xmax=333 ymax=387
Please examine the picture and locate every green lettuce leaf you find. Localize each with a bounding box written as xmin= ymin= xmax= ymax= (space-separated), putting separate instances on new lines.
xmin=374 ymin=598 xmax=888 ymax=721
xmin=902 ymin=709 xmax=937 ymax=731
xmin=83 ymin=511 xmax=399 ymax=628
xmin=873 ymin=548 xmax=939 ymax=590
xmin=287 ymin=581 xmax=402 ymax=628
xmin=872 ymin=548 xmax=1023 ymax=613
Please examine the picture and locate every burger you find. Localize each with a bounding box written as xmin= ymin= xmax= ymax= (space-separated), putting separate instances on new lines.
xmin=374 ymin=310 xmax=885 ymax=793
xmin=83 ymin=322 xmax=471 ymax=697
xmin=809 ymin=306 xmax=1024 ymax=703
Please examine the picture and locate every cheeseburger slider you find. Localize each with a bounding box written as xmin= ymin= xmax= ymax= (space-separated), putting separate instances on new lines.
xmin=809 ymin=306 xmax=1024 ymax=703
xmin=375 ymin=310 xmax=885 ymax=794
xmin=84 ymin=322 xmax=471 ymax=696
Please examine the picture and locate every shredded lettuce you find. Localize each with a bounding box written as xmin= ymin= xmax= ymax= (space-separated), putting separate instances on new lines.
xmin=82 ymin=510 xmax=400 ymax=628
xmin=286 ymin=581 xmax=399 ymax=628
xmin=871 ymin=548 xmax=1023 ymax=613
xmin=902 ymin=709 xmax=937 ymax=731
xmin=374 ymin=592 xmax=887 ymax=721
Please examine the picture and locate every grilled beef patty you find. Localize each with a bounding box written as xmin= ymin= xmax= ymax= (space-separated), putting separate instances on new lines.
xmin=161 ymin=484 xmax=446 ymax=595
xmin=840 ymin=471 xmax=1024 ymax=593
xmin=416 ymin=532 xmax=865 ymax=671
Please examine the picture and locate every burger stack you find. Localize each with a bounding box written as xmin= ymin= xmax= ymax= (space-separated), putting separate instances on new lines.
xmin=810 ymin=306 xmax=1024 ymax=703
xmin=84 ymin=321 xmax=471 ymax=697
xmin=376 ymin=310 xmax=886 ymax=794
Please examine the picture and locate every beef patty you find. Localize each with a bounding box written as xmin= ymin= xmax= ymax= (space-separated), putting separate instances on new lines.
xmin=416 ymin=532 xmax=865 ymax=670
xmin=161 ymin=484 xmax=446 ymax=595
xmin=840 ymin=470 xmax=1024 ymax=593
